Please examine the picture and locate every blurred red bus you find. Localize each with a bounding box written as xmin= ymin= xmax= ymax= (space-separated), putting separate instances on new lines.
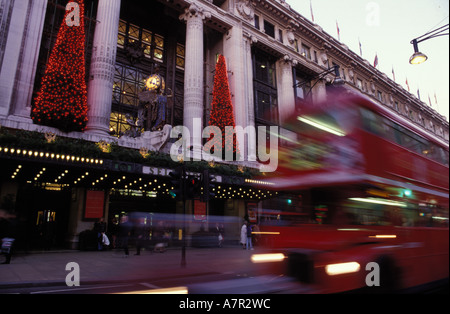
xmin=251 ymin=92 xmax=449 ymax=293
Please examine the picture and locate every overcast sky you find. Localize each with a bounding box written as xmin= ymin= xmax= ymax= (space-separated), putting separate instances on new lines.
xmin=287 ymin=0 xmax=449 ymax=121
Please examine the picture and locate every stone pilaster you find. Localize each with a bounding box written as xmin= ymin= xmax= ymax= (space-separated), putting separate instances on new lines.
xmin=243 ymin=33 xmax=257 ymax=161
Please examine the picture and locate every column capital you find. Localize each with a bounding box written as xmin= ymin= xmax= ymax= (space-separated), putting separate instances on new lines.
xmin=179 ymin=3 xmax=211 ymax=22
xmin=281 ymin=54 xmax=293 ymax=64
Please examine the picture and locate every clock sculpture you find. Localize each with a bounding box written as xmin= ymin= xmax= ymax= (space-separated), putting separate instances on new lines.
xmin=134 ymin=70 xmax=170 ymax=134
xmin=145 ymin=73 xmax=165 ymax=93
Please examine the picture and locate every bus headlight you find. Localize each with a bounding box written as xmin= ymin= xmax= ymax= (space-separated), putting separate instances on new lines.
xmin=325 ymin=262 xmax=360 ymax=276
xmin=251 ymin=253 xmax=286 ymax=263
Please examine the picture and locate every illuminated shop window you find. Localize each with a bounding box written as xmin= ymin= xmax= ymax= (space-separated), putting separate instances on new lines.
xmin=112 ymin=63 xmax=149 ymax=108
xmin=110 ymin=112 xmax=131 ymax=137
xmin=117 ymin=19 xmax=165 ymax=62
xmin=176 ymin=44 xmax=185 ymax=69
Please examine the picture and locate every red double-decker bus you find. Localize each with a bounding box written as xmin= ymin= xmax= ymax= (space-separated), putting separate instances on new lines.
xmin=251 ymin=92 xmax=449 ymax=293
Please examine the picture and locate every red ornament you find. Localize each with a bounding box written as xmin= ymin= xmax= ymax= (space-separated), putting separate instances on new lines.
xmin=32 ymin=0 xmax=88 ymax=133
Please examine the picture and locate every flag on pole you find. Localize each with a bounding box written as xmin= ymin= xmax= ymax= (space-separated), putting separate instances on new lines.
xmin=434 ymin=92 xmax=438 ymax=105
xmin=336 ymin=20 xmax=340 ymax=41
xmin=359 ymin=38 xmax=363 ymax=57
xmin=392 ymin=66 xmax=396 ymax=82
xmin=405 ymin=78 xmax=410 ymax=92
xmin=428 ymin=94 xmax=432 ymax=107
xmin=373 ymin=54 xmax=378 ymax=68
xmin=310 ymin=0 xmax=315 ymax=23
xmin=417 ymin=88 xmax=421 ymax=100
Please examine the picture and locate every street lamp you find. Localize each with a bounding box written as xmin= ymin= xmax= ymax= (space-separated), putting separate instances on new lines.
xmin=409 ymin=40 xmax=428 ymax=65
xmin=409 ymin=24 xmax=449 ymax=65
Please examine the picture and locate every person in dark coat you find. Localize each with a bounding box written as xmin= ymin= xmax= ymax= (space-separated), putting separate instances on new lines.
xmin=133 ymin=217 xmax=147 ymax=255
xmin=93 ymin=218 xmax=107 ymax=251
xmin=108 ymin=218 xmax=119 ymax=249
xmin=118 ymin=216 xmax=132 ymax=256
xmin=246 ymin=222 xmax=254 ymax=250
xmin=0 ymin=210 xmax=17 ymax=264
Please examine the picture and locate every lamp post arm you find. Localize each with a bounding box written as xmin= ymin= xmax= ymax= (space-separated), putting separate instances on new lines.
xmin=410 ymin=24 xmax=449 ymax=45
xmin=293 ymin=65 xmax=340 ymax=89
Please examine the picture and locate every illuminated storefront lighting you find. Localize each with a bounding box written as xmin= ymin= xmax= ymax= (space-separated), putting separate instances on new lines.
xmin=245 ymin=179 xmax=275 ymax=186
xmin=0 ymin=146 xmax=104 ymax=165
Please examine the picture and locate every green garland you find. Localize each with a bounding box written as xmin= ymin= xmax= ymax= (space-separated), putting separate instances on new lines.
xmin=0 ymin=128 xmax=257 ymax=178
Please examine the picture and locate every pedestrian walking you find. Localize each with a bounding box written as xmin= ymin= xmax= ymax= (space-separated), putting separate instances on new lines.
xmin=153 ymin=221 xmax=167 ymax=253
xmin=240 ymin=221 xmax=247 ymax=249
xmin=0 ymin=210 xmax=17 ymax=264
xmin=246 ymin=222 xmax=253 ymax=250
xmin=252 ymin=223 xmax=260 ymax=247
xmin=108 ymin=217 xmax=119 ymax=249
xmin=118 ymin=216 xmax=132 ymax=257
xmin=93 ymin=218 xmax=107 ymax=251
xmin=214 ymin=223 xmax=224 ymax=248
xmin=134 ymin=217 xmax=147 ymax=255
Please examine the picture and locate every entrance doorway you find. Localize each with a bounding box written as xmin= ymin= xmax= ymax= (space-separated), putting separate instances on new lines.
xmin=15 ymin=185 xmax=71 ymax=250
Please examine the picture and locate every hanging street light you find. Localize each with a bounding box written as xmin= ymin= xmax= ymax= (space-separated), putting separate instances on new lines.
xmin=409 ymin=24 xmax=449 ymax=65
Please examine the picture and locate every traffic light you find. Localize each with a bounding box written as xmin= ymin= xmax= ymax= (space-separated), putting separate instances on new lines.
xmin=186 ymin=176 xmax=202 ymax=200
xmin=202 ymin=170 xmax=216 ymax=202
xmin=169 ymin=166 xmax=184 ymax=200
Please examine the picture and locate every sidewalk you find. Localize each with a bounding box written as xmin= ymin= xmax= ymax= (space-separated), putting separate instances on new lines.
xmin=0 ymin=245 xmax=257 ymax=288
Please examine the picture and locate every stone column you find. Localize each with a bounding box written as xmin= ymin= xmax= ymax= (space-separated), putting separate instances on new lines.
xmin=277 ymin=55 xmax=295 ymax=123
xmin=0 ymin=0 xmax=28 ymax=117
xmin=179 ymin=3 xmax=210 ymax=159
xmin=85 ymin=0 xmax=121 ymax=136
xmin=9 ymin=0 xmax=48 ymax=120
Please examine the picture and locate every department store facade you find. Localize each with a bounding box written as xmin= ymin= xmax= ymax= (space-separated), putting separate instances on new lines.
xmin=0 ymin=0 xmax=448 ymax=249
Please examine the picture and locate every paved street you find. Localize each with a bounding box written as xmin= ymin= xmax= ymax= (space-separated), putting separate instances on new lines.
xmin=0 ymin=245 xmax=272 ymax=294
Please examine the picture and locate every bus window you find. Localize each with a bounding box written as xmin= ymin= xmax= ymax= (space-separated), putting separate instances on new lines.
xmin=340 ymin=198 xmax=421 ymax=227
xmin=380 ymin=117 xmax=396 ymax=142
xmin=415 ymin=205 xmax=449 ymax=228
xmin=342 ymin=200 xmax=392 ymax=226
xmin=437 ymin=147 xmax=449 ymax=166
xmin=360 ymin=108 xmax=384 ymax=136
xmin=431 ymin=207 xmax=449 ymax=228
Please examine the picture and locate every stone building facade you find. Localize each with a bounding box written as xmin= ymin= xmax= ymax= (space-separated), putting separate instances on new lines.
xmin=1 ymin=0 xmax=447 ymax=151
xmin=0 ymin=0 xmax=448 ymax=248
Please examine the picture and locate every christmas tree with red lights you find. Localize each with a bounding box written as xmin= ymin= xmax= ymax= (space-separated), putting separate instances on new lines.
xmin=32 ymin=0 xmax=88 ymax=133
xmin=206 ymin=55 xmax=240 ymax=160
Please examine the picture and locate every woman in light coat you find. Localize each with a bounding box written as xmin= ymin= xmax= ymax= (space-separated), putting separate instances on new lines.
xmin=240 ymin=221 xmax=247 ymax=249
